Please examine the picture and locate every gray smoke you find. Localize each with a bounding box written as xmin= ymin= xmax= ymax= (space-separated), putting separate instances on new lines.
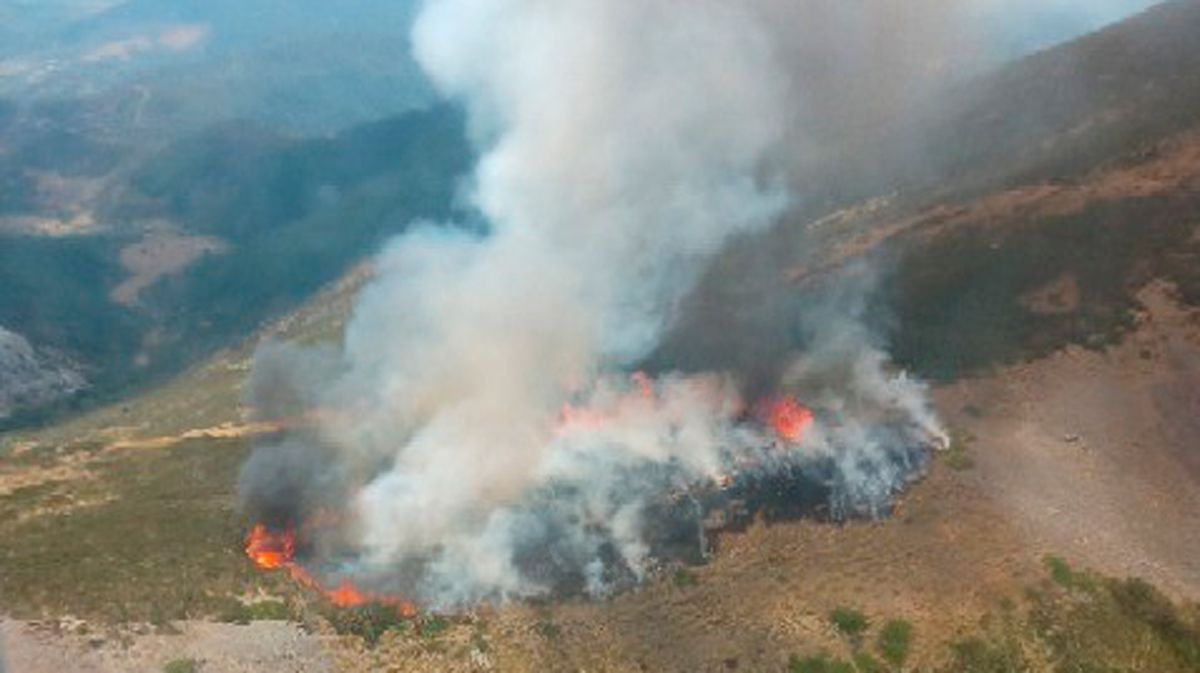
xmin=237 ymin=0 xmax=1139 ymax=607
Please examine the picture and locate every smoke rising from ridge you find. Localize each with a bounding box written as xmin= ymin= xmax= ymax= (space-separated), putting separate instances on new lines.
xmin=228 ymin=0 xmax=1165 ymax=606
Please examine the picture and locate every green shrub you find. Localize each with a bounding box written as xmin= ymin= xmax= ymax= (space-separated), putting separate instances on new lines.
xmin=947 ymin=637 xmax=1029 ymax=672
xmin=162 ymin=659 xmax=200 ymax=673
xmin=326 ymin=603 xmax=411 ymax=646
xmin=829 ymin=607 xmax=869 ymax=639
xmin=852 ymin=651 xmax=883 ymax=672
xmin=943 ymin=429 xmax=976 ymax=471
xmin=673 ymin=567 xmax=698 ymax=588
xmin=246 ymin=599 xmax=291 ymax=621
xmin=877 ymin=619 xmax=913 ymax=668
xmin=1044 ymin=556 xmax=1075 ymax=589
xmin=421 ymin=615 xmax=451 ymax=639
xmin=219 ymin=598 xmax=291 ymax=624
xmin=1109 ymin=578 xmax=1200 ymax=667
xmin=217 ymin=599 xmax=252 ymax=625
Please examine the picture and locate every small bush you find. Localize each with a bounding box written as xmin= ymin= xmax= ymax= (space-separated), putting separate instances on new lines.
xmin=877 ymin=619 xmax=913 ymax=668
xmin=944 ymin=429 xmax=976 ymax=471
xmin=938 ymin=568 xmax=1200 ymax=672
xmin=217 ymin=599 xmax=253 ymax=625
xmin=1044 ymin=556 xmax=1075 ymax=589
xmin=829 ymin=607 xmax=869 ymax=639
xmin=947 ymin=638 xmax=1029 ymax=673
xmin=1111 ymin=577 xmax=1176 ymax=626
xmin=673 ymin=567 xmax=698 ymax=588
xmin=216 ymin=598 xmax=290 ymax=624
xmin=535 ymin=619 xmax=561 ymax=640
xmin=852 ymin=651 xmax=882 ymax=672
xmin=421 ymin=615 xmax=451 ymax=639
xmin=326 ymin=603 xmax=411 ymax=646
xmin=1110 ymin=578 xmax=1200 ymax=667
xmin=162 ymin=659 xmax=200 ymax=673
xmin=250 ymin=600 xmax=290 ymax=621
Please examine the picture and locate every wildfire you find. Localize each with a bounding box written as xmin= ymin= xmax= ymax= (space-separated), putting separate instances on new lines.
xmin=557 ymin=371 xmax=657 ymax=432
xmin=244 ymin=523 xmax=416 ymax=616
xmin=557 ymin=373 xmax=815 ymax=448
xmin=325 ymin=579 xmax=370 ymax=609
xmin=758 ymin=396 xmax=814 ymax=444
xmin=558 ymin=402 xmax=609 ymax=430
xmin=245 ymin=524 xmax=295 ymax=570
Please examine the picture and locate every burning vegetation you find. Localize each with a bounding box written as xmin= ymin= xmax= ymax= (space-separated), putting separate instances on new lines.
xmin=756 ymin=396 xmax=816 ymax=444
xmin=246 ymin=523 xmax=419 ymax=616
xmin=241 ymin=368 xmax=939 ymax=608
xmin=237 ymin=0 xmax=949 ymax=609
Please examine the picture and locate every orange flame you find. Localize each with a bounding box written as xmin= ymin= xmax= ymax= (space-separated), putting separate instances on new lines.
xmin=244 ymin=523 xmax=417 ymax=617
xmin=558 ymin=371 xmax=658 ymax=432
xmin=246 ymin=524 xmax=295 ymax=570
xmin=759 ymin=396 xmax=814 ymax=444
xmin=631 ymin=371 xmax=654 ymax=399
xmin=326 ymin=579 xmax=370 ymax=608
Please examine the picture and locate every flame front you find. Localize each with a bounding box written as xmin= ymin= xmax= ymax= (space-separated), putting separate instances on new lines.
xmin=326 ymin=579 xmax=370 ymax=609
xmin=244 ymin=523 xmax=416 ymax=616
xmin=760 ymin=396 xmax=814 ymax=444
xmin=246 ymin=388 xmax=815 ymax=608
xmin=246 ymin=524 xmax=295 ymax=570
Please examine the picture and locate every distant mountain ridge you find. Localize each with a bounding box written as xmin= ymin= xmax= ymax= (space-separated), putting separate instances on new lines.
xmin=806 ymin=0 xmax=1200 ymax=210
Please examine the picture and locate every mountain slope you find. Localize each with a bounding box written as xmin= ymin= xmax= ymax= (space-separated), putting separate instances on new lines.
xmin=0 ymin=104 xmax=470 ymax=427
xmin=814 ymin=0 xmax=1200 ymax=207
xmin=2 ymin=5 xmax=1200 ymax=672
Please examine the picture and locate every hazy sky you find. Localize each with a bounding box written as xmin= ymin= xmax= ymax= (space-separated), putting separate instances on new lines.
xmin=0 ymin=0 xmax=1162 ymax=76
xmin=972 ymin=0 xmax=1161 ymax=57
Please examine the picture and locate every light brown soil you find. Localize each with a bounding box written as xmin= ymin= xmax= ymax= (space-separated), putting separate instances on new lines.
xmin=110 ymin=228 xmax=228 ymax=307
xmin=937 ymin=283 xmax=1200 ymax=600
xmin=0 ymin=619 xmax=333 ymax=673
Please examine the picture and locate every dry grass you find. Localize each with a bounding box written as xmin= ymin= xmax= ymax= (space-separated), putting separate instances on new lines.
xmin=0 ymin=437 xmax=267 ymax=622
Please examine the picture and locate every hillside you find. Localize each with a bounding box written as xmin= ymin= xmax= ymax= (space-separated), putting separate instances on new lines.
xmin=0 ymin=0 xmax=462 ymax=427
xmin=0 ymin=102 xmax=470 ymax=427
xmin=2 ymin=3 xmax=1200 ymax=672
xmin=816 ymin=0 xmax=1200 ymax=207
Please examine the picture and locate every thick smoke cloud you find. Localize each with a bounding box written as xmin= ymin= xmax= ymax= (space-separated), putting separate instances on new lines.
xmin=235 ymin=0 xmax=1143 ymax=607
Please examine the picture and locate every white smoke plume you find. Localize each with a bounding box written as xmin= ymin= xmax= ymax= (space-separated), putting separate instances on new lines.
xmin=236 ymin=0 xmax=989 ymax=608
